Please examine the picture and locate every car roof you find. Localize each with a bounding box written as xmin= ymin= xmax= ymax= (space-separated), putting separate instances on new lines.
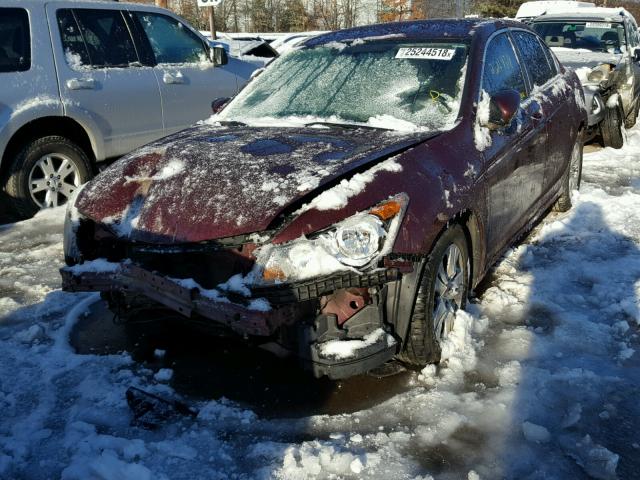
xmin=304 ymin=19 xmax=526 ymax=48
xmin=532 ymin=7 xmax=632 ymax=23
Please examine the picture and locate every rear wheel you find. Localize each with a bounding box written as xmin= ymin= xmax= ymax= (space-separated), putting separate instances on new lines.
xmin=4 ymin=136 xmax=92 ymax=219
xmin=601 ymin=103 xmax=624 ymax=149
xmin=398 ymin=225 xmax=470 ymax=367
xmin=553 ymin=131 xmax=583 ymax=213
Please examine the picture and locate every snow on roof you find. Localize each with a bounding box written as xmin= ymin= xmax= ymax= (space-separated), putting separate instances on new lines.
xmin=516 ymin=1 xmax=596 ymax=19
xmin=531 ymin=6 xmax=635 ymax=22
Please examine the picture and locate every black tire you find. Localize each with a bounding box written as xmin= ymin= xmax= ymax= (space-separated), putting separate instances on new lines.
xmin=397 ymin=225 xmax=470 ymax=367
xmin=4 ymin=136 xmax=92 ymax=219
xmin=553 ymin=131 xmax=583 ymax=213
xmin=601 ymin=104 xmax=624 ymax=149
xmin=624 ymin=99 xmax=640 ymax=129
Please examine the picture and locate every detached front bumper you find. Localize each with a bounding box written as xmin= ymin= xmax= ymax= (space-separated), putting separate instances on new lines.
xmin=583 ymin=85 xmax=606 ymax=128
xmin=61 ymin=261 xmax=398 ymax=379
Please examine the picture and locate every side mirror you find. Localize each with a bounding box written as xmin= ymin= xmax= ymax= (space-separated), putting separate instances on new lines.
xmin=484 ymin=89 xmax=521 ymax=130
xmin=633 ymin=48 xmax=640 ymax=62
xmin=210 ymin=46 xmax=228 ymax=66
xmin=211 ymin=97 xmax=230 ymax=113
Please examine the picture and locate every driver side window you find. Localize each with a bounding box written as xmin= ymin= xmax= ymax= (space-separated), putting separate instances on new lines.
xmin=134 ymin=12 xmax=207 ymax=64
xmin=482 ymin=33 xmax=527 ymax=99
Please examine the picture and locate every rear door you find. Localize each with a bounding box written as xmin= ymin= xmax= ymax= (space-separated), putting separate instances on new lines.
xmin=480 ymin=32 xmax=544 ymax=259
xmin=511 ymin=30 xmax=564 ymax=193
xmin=48 ymin=5 xmax=164 ymax=159
xmin=130 ymin=11 xmax=240 ymax=135
xmin=1 ymin=5 xmax=63 ymax=132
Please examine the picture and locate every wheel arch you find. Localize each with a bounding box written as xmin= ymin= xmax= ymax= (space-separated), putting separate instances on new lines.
xmin=1 ymin=116 xmax=98 ymax=180
xmin=388 ymin=207 xmax=486 ymax=348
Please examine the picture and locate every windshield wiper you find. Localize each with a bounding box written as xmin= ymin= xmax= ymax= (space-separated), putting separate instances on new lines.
xmin=304 ymin=121 xmax=390 ymax=130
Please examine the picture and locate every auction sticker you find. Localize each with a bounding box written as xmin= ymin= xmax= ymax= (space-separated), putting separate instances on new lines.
xmin=396 ymin=47 xmax=455 ymax=60
xmin=585 ymin=22 xmax=612 ymax=29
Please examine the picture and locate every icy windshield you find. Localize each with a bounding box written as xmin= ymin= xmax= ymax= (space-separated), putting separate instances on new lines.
xmin=533 ymin=21 xmax=627 ymax=53
xmin=219 ymin=42 xmax=468 ymax=131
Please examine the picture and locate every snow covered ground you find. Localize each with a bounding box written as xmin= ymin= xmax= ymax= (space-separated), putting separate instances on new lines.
xmin=1 ymin=128 xmax=640 ymax=479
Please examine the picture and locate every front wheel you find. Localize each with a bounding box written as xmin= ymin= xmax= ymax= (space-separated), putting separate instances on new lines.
xmin=4 ymin=136 xmax=92 ymax=219
xmin=398 ymin=225 xmax=470 ymax=367
xmin=553 ymin=131 xmax=583 ymax=212
xmin=601 ymin=104 xmax=624 ymax=149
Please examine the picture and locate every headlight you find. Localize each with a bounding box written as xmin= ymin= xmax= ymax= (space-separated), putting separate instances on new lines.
xmin=587 ymin=64 xmax=611 ymax=84
xmin=335 ymin=214 xmax=384 ymax=265
xmin=253 ymin=193 xmax=408 ymax=284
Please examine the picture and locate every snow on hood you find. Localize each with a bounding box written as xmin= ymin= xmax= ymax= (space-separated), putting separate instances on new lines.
xmin=551 ymin=48 xmax=621 ymax=70
xmin=76 ymin=125 xmax=433 ymax=243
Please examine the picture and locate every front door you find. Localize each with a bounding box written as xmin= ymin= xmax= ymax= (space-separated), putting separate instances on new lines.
xmin=480 ymin=32 xmax=547 ymax=260
xmin=130 ymin=11 xmax=240 ymax=136
xmin=48 ymin=4 xmax=164 ymax=159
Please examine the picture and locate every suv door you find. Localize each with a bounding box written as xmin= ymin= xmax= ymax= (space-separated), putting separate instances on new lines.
xmin=1 ymin=6 xmax=63 ymax=129
xmin=130 ymin=11 xmax=239 ymax=135
xmin=47 ymin=5 xmax=164 ymax=159
xmin=511 ymin=30 xmax=565 ymax=194
xmin=480 ymin=32 xmax=545 ymax=259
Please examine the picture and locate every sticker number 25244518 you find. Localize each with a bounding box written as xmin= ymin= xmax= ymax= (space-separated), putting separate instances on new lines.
xmin=395 ymin=47 xmax=456 ymax=60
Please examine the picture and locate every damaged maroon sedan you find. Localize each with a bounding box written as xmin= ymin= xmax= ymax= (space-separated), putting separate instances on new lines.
xmin=61 ymin=19 xmax=586 ymax=379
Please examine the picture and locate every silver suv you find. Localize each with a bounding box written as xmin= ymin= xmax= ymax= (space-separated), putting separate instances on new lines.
xmin=1 ymin=0 xmax=242 ymax=218
xmin=532 ymin=7 xmax=640 ymax=148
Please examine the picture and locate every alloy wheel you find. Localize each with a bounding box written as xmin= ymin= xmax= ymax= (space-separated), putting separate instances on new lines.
xmin=433 ymin=243 xmax=466 ymax=340
xmin=28 ymin=154 xmax=80 ymax=208
xmin=569 ymin=139 xmax=581 ymax=194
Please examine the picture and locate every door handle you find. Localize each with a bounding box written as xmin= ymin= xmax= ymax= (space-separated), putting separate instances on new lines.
xmin=163 ymin=72 xmax=185 ymax=84
xmin=67 ymin=78 xmax=96 ymax=90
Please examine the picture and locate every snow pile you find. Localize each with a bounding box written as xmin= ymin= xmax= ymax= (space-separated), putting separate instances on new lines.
xmin=65 ymin=49 xmax=86 ymax=70
xmin=296 ymin=157 xmax=403 ymax=214
xmin=474 ymin=89 xmax=492 ymax=151
xmin=606 ymin=92 xmax=620 ymax=108
xmin=318 ymin=328 xmax=394 ymax=360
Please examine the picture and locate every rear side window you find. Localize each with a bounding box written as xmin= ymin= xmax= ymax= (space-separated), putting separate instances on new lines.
xmin=134 ymin=12 xmax=207 ymax=64
xmin=482 ymin=33 xmax=527 ymax=99
xmin=0 ymin=8 xmax=31 ymax=73
xmin=57 ymin=9 xmax=139 ymax=68
xmin=512 ymin=31 xmax=555 ymax=87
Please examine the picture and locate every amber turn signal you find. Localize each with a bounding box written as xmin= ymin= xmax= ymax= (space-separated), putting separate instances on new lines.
xmin=369 ymin=200 xmax=401 ymax=221
xmin=263 ymin=266 xmax=287 ymax=281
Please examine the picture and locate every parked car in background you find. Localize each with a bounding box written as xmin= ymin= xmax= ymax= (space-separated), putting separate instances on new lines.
xmin=201 ymin=32 xmax=279 ymax=66
xmin=531 ymin=7 xmax=640 ymax=147
xmin=270 ymin=31 xmax=330 ymax=54
xmin=516 ymin=1 xmax=596 ymax=23
xmin=61 ymin=19 xmax=586 ymax=379
xmin=0 ymin=0 xmax=244 ymax=219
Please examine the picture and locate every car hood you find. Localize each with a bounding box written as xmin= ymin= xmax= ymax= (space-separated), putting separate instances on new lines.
xmin=76 ymin=124 xmax=435 ymax=243
xmin=552 ymin=48 xmax=622 ymax=70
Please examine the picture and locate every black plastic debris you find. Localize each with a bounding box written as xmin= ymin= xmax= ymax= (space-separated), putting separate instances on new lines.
xmin=126 ymin=386 xmax=198 ymax=429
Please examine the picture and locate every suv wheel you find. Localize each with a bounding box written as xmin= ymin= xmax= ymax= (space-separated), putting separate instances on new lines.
xmin=601 ymin=103 xmax=624 ymax=149
xmin=4 ymin=136 xmax=92 ymax=219
xmin=398 ymin=225 xmax=470 ymax=367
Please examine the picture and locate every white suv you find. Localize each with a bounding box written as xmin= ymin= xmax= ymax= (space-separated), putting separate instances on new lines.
xmin=1 ymin=0 xmax=244 ymax=218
